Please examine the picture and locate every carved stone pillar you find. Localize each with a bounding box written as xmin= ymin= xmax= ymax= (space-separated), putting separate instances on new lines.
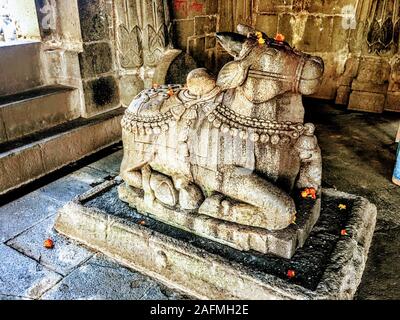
xmin=115 ymin=0 xmax=194 ymax=106
xmin=346 ymin=0 xmax=400 ymax=112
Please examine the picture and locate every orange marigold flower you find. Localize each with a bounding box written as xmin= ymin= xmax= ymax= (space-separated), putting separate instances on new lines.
xmin=308 ymin=188 xmax=317 ymax=200
xmin=287 ymin=269 xmax=296 ymax=279
xmin=44 ymin=239 xmax=54 ymax=249
xmin=275 ymin=33 xmax=285 ymax=42
xmin=301 ymin=188 xmax=317 ymax=200
xmin=340 ymin=229 xmax=348 ymax=236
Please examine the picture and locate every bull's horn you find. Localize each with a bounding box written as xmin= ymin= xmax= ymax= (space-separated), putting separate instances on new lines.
xmin=216 ymin=32 xmax=246 ymax=58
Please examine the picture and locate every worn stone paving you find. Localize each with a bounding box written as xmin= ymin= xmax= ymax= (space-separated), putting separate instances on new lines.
xmin=0 ymin=104 xmax=400 ymax=300
xmin=304 ymin=102 xmax=400 ymax=300
xmin=0 ymin=147 xmax=186 ymax=300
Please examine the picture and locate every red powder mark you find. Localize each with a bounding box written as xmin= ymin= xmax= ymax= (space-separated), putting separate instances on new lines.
xmin=190 ymin=1 xmax=204 ymax=13
xmin=174 ymin=0 xmax=187 ymax=12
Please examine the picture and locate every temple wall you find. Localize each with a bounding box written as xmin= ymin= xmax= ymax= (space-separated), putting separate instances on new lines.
xmin=170 ymin=0 xmax=400 ymax=113
xmin=1 ymin=0 xmax=399 ymax=114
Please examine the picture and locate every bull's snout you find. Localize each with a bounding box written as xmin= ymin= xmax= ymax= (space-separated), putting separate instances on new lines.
xmin=298 ymin=56 xmax=324 ymax=95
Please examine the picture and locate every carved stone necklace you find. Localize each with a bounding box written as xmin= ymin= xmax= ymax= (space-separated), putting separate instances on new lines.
xmin=122 ymin=88 xmax=305 ymax=145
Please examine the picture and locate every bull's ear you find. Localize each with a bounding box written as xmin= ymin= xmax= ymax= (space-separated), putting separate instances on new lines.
xmin=237 ymin=24 xmax=268 ymax=39
xmin=216 ymin=32 xmax=246 ymax=58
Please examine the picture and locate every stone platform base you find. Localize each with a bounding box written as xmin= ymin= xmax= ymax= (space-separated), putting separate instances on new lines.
xmin=54 ymin=180 xmax=377 ymax=300
xmin=118 ymin=183 xmax=321 ymax=259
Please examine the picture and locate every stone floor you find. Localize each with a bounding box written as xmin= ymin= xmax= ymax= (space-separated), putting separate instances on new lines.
xmin=0 ymin=102 xmax=399 ymax=300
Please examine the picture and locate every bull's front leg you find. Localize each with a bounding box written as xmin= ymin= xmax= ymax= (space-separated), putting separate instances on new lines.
xmin=216 ymin=166 xmax=297 ymax=231
xmin=295 ymin=124 xmax=322 ymax=190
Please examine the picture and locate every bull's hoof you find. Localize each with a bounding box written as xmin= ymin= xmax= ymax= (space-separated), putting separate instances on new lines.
xmin=150 ymin=172 xmax=178 ymax=207
xmin=178 ymin=183 xmax=204 ymax=210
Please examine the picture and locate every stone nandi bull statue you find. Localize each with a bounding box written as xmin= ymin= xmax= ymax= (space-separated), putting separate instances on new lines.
xmin=119 ymin=24 xmax=324 ymax=255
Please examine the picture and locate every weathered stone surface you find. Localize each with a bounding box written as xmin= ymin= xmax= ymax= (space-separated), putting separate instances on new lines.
xmin=257 ymin=0 xmax=292 ymax=13
xmin=79 ymin=43 xmax=113 ymax=78
xmin=0 ymin=86 xmax=77 ymax=142
xmin=194 ymin=16 xmax=217 ymax=36
xmin=296 ymin=15 xmax=333 ymax=53
xmin=0 ymin=113 xmax=7 ymax=144
xmin=40 ymin=112 xmax=123 ymax=173
xmin=356 ymin=226 xmax=400 ymax=300
xmin=335 ymin=85 xmax=351 ymax=105
xmin=307 ymin=0 xmax=354 ymax=14
xmin=0 ymin=42 xmax=42 ymax=96
xmin=68 ymin=166 xmax=112 ymax=186
xmin=82 ymin=76 xmax=120 ymax=114
xmin=0 ymin=294 xmax=32 ymax=300
xmin=0 ymin=244 xmax=62 ymax=299
xmin=154 ymin=50 xmax=198 ymax=88
xmin=385 ymin=92 xmax=400 ymax=112
xmin=348 ymin=91 xmax=386 ymax=113
xmin=173 ymin=19 xmax=195 ymax=50
xmin=77 ymin=0 xmax=110 ymax=42
xmin=42 ymin=254 xmax=184 ymax=300
xmin=0 ymin=192 xmax=61 ymax=243
xmin=54 ymin=182 xmax=376 ymax=300
xmin=119 ymin=183 xmax=321 ymax=259
xmin=89 ymin=150 xmax=123 ymax=175
xmin=7 ymin=215 xmax=94 ymax=276
xmin=255 ymin=14 xmax=278 ymax=37
xmin=0 ymin=144 xmax=45 ymax=195
xmin=37 ymin=176 xmax=92 ymax=203
xmin=119 ymin=75 xmax=144 ymax=107
xmin=0 ymin=109 xmax=123 ymax=195
xmin=305 ymin=101 xmax=400 ymax=228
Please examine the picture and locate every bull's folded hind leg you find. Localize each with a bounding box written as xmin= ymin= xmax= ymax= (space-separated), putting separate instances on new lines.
xmin=220 ymin=167 xmax=296 ymax=230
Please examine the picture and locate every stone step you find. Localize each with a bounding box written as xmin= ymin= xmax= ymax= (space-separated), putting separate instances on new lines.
xmin=0 ymin=85 xmax=79 ymax=143
xmin=0 ymin=41 xmax=42 ymax=97
xmin=0 ymin=108 xmax=124 ymax=195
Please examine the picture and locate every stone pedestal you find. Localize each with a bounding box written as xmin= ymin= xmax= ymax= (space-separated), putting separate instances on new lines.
xmin=118 ymin=183 xmax=321 ymax=259
xmin=54 ymin=180 xmax=377 ymax=300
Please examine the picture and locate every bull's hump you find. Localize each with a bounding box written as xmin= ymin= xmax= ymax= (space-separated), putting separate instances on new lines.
xmin=127 ymin=86 xmax=184 ymax=118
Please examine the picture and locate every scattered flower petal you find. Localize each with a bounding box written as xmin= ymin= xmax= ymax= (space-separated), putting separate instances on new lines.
xmin=44 ymin=239 xmax=54 ymax=249
xmin=301 ymin=188 xmax=317 ymax=200
xmin=275 ymin=33 xmax=285 ymax=42
xmin=340 ymin=229 xmax=348 ymax=236
xmin=287 ymin=269 xmax=296 ymax=279
xmin=338 ymin=204 xmax=347 ymax=210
